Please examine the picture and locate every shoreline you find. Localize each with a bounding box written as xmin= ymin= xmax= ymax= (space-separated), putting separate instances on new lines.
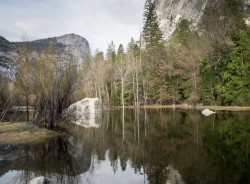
xmin=4 ymin=105 xmax=250 ymax=112
xmin=108 ymin=105 xmax=250 ymax=111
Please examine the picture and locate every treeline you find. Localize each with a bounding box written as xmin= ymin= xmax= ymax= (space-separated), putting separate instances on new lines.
xmin=81 ymin=0 xmax=250 ymax=106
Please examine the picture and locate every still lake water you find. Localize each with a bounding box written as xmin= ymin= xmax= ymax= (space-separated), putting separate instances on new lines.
xmin=0 ymin=109 xmax=249 ymax=184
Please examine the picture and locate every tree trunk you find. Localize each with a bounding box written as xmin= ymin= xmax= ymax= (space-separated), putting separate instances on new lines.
xmin=26 ymin=92 xmax=29 ymax=122
xmin=121 ymin=75 xmax=125 ymax=109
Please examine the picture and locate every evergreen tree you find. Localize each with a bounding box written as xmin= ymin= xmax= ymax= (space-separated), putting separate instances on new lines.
xmin=117 ymin=44 xmax=125 ymax=61
xmin=201 ymin=0 xmax=250 ymax=105
xmin=127 ymin=38 xmax=136 ymax=52
xmin=218 ymin=27 xmax=250 ymax=105
xmin=173 ymin=19 xmax=192 ymax=47
xmin=127 ymin=38 xmax=140 ymax=57
xmin=142 ymin=0 xmax=163 ymax=48
xmin=202 ymin=27 xmax=250 ymax=106
xmin=106 ymin=41 xmax=116 ymax=62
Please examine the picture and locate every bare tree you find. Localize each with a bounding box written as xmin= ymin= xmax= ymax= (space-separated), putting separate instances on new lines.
xmin=15 ymin=42 xmax=32 ymax=122
xmin=14 ymin=44 xmax=79 ymax=128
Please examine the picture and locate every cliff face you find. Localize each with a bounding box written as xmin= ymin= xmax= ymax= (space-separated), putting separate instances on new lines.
xmin=156 ymin=0 xmax=250 ymax=39
xmin=155 ymin=0 xmax=213 ymax=39
xmin=57 ymin=33 xmax=90 ymax=66
xmin=0 ymin=34 xmax=90 ymax=79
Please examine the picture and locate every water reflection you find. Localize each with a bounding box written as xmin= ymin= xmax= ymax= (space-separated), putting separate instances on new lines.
xmin=0 ymin=109 xmax=250 ymax=184
xmin=70 ymin=109 xmax=250 ymax=184
xmin=0 ymin=136 xmax=91 ymax=184
xmin=73 ymin=113 xmax=101 ymax=128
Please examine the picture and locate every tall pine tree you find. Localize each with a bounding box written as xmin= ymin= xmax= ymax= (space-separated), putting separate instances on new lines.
xmin=117 ymin=44 xmax=125 ymax=61
xmin=106 ymin=41 xmax=116 ymax=62
xmin=142 ymin=0 xmax=163 ymax=49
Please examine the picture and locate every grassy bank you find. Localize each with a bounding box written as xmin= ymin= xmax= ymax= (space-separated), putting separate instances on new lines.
xmin=112 ymin=105 xmax=250 ymax=111
xmin=0 ymin=122 xmax=58 ymax=145
xmin=194 ymin=105 xmax=250 ymax=111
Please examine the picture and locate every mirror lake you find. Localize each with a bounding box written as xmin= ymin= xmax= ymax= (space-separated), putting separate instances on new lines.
xmin=0 ymin=109 xmax=249 ymax=184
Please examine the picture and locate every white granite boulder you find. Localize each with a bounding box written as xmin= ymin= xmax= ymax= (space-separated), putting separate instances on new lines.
xmin=66 ymin=98 xmax=102 ymax=128
xmin=201 ymin=109 xmax=216 ymax=116
xmin=68 ymin=98 xmax=102 ymax=114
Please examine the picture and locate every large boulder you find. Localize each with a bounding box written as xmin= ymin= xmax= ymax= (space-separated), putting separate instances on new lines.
xmin=66 ymin=98 xmax=102 ymax=128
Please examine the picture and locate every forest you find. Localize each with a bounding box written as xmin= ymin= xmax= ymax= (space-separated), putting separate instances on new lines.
xmin=82 ymin=0 xmax=250 ymax=107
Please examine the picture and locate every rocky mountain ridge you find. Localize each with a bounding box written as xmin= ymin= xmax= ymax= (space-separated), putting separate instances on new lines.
xmin=0 ymin=33 xmax=90 ymax=80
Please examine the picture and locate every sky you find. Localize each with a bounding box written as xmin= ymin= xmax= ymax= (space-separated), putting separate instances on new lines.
xmin=0 ymin=0 xmax=145 ymax=53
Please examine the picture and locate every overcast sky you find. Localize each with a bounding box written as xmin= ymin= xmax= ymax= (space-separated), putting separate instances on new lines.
xmin=0 ymin=0 xmax=145 ymax=53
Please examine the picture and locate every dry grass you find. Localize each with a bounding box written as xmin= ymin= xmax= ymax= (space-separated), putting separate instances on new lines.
xmin=0 ymin=122 xmax=58 ymax=145
xmin=112 ymin=105 xmax=250 ymax=111
xmin=194 ymin=106 xmax=250 ymax=111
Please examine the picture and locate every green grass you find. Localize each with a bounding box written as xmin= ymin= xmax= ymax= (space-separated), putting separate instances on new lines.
xmin=0 ymin=122 xmax=58 ymax=145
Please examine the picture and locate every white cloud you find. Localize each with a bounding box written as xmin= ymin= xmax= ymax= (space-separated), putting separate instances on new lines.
xmin=0 ymin=0 xmax=145 ymax=52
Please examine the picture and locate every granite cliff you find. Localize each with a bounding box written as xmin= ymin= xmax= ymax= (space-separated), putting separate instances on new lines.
xmin=0 ymin=33 xmax=90 ymax=79
xmin=156 ymin=0 xmax=250 ymax=39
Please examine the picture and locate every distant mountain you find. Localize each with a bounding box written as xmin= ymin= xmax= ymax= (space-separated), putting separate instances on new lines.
xmin=0 ymin=33 xmax=90 ymax=80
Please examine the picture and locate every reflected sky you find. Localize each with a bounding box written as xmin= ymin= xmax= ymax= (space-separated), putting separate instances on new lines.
xmin=0 ymin=151 xmax=147 ymax=184
xmin=80 ymin=151 xmax=146 ymax=184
